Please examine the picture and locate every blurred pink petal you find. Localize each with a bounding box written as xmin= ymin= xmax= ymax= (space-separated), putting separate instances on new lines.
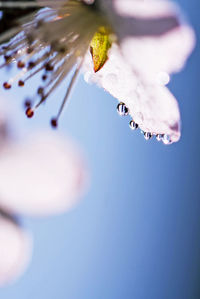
xmin=0 ymin=214 xmax=32 ymax=286
xmin=99 ymin=0 xmax=195 ymax=81
xmin=0 ymin=132 xmax=88 ymax=216
xmin=84 ymin=43 xmax=180 ymax=143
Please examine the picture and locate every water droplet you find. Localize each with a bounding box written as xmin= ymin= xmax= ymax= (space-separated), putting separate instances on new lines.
xmin=162 ymin=134 xmax=172 ymax=145
xmin=156 ymin=72 xmax=170 ymax=86
xmin=144 ymin=132 xmax=152 ymax=140
xmin=129 ymin=120 xmax=138 ymax=130
xmin=156 ymin=134 xmax=164 ymax=142
xmin=117 ymin=102 xmax=129 ymax=116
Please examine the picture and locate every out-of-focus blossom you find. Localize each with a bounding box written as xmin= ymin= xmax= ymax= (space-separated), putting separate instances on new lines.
xmin=0 ymin=99 xmax=88 ymax=285
xmin=0 ymin=131 xmax=88 ymax=216
xmin=0 ymin=212 xmax=32 ymax=286
xmin=0 ymin=0 xmax=195 ymax=144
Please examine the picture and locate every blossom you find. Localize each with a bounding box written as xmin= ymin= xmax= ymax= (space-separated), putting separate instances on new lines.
xmin=0 ymin=211 xmax=32 ymax=286
xmin=0 ymin=99 xmax=88 ymax=216
xmin=0 ymin=131 xmax=88 ymax=216
xmin=0 ymin=98 xmax=88 ymax=285
xmin=0 ymin=0 xmax=195 ymax=144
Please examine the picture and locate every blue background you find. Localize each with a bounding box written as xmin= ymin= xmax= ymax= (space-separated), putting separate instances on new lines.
xmin=0 ymin=0 xmax=200 ymax=298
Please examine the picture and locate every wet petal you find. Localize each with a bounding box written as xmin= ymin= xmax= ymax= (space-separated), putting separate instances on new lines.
xmin=0 ymin=132 xmax=88 ymax=216
xmin=0 ymin=213 xmax=32 ymax=286
xmin=99 ymin=0 xmax=195 ymax=81
xmin=84 ymin=44 xmax=180 ymax=143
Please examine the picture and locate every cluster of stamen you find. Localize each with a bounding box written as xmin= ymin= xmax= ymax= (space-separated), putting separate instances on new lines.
xmin=0 ymin=0 xmax=102 ymax=127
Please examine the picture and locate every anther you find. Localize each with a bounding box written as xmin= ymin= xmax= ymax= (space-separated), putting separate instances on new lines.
xmin=17 ymin=61 xmax=25 ymax=69
xmin=42 ymin=74 xmax=47 ymax=81
xmin=37 ymin=87 xmax=44 ymax=95
xmin=28 ymin=61 xmax=35 ymax=69
xmin=25 ymin=108 xmax=34 ymax=118
xmin=26 ymin=47 xmax=33 ymax=54
xmin=51 ymin=118 xmax=58 ymax=128
xmin=27 ymin=34 xmax=34 ymax=45
xmin=18 ymin=80 xmax=25 ymax=87
xmin=45 ymin=63 xmax=54 ymax=71
xmin=3 ymin=82 xmax=11 ymax=89
xmin=24 ymin=99 xmax=32 ymax=108
xmin=4 ymin=55 xmax=12 ymax=63
xmin=36 ymin=20 xmax=44 ymax=29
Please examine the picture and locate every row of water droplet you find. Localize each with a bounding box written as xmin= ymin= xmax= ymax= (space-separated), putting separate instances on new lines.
xmin=116 ymin=102 xmax=172 ymax=144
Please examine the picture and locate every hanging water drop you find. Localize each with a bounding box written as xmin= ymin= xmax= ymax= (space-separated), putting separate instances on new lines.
xmin=162 ymin=134 xmax=172 ymax=145
xmin=117 ymin=102 xmax=129 ymax=116
xmin=144 ymin=132 xmax=152 ymax=140
xmin=129 ymin=120 xmax=138 ymax=130
xmin=156 ymin=134 xmax=164 ymax=142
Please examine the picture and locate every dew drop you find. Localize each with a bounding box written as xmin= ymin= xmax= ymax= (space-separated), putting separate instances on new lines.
xmin=156 ymin=134 xmax=164 ymax=142
xmin=162 ymin=134 xmax=172 ymax=145
xmin=144 ymin=132 xmax=152 ymax=140
xmin=156 ymin=72 xmax=170 ymax=86
xmin=129 ymin=120 xmax=138 ymax=130
xmin=117 ymin=102 xmax=129 ymax=116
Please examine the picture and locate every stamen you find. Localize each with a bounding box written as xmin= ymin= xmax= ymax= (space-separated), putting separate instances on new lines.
xmin=25 ymin=107 xmax=34 ymax=118
xmin=51 ymin=58 xmax=83 ymax=127
xmin=0 ymin=0 xmax=105 ymax=125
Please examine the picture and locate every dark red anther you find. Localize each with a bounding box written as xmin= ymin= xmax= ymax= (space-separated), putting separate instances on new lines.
xmin=26 ymin=108 xmax=34 ymax=118
xmin=24 ymin=99 xmax=32 ymax=108
xmin=51 ymin=118 xmax=58 ymax=128
xmin=4 ymin=55 xmax=12 ymax=63
xmin=28 ymin=61 xmax=35 ymax=69
xmin=27 ymin=47 xmax=33 ymax=54
xmin=37 ymin=87 xmax=44 ymax=95
xmin=18 ymin=80 xmax=25 ymax=87
xmin=17 ymin=61 xmax=25 ymax=69
xmin=3 ymin=82 xmax=11 ymax=89
xmin=45 ymin=63 xmax=54 ymax=71
xmin=42 ymin=74 xmax=47 ymax=81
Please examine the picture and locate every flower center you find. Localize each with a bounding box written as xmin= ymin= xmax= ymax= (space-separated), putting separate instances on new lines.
xmin=0 ymin=0 xmax=112 ymax=126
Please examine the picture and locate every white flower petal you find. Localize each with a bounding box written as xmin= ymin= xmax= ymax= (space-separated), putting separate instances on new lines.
xmin=0 ymin=214 xmax=32 ymax=286
xmin=100 ymin=0 xmax=195 ymax=81
xmin=0 ymin=132 xmax=88 ymax=216
xmin=84 ymin=44 xmax=180 ymax=143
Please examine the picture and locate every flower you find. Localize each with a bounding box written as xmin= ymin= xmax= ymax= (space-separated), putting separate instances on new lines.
xmin=0 ymin=98 xmax=88 ymax=216
xmin=0 ymin=0 xmax=195 ymax=144
xmin=0 ymin=131 xmax=88 ymax=216
xmin=0 ymin=211 xmax=32 ymax=286
xmin=0 ymin=97 xmax=88 ymax=285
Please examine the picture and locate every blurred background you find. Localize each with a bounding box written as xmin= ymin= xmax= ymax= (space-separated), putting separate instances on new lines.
xmin=0 ymin=0 xmax=199 ymax=298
